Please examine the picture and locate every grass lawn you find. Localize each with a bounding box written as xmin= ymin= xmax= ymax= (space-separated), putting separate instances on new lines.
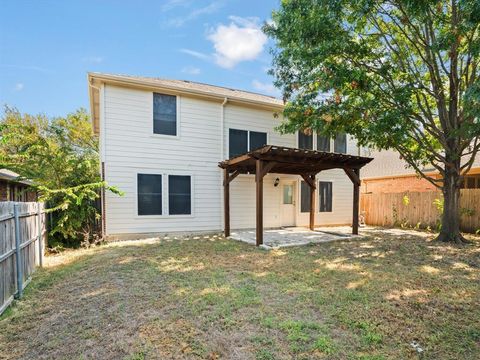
xmin=0 ymin=229 xmax=479 ymax=359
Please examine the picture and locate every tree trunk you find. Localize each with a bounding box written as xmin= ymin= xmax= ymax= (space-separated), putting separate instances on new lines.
xmin=436 ymin=165 xmax=467 ymax=243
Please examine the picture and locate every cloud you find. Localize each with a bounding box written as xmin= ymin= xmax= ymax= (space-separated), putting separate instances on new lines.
xmin=252 ymin=80 xmax=280 ymax=97
xmin=161 ymin=0 xmax=191 ymax=12
xmin=181 ymin=66 xmax=201 ymax=75
xmin=14 ymin=83 xmax=24 ymax=91
xmin=164 ymin=1 xmax=222 ymax=27
xmin=207 ymin=16 xmax=267 ymax=68
xmin=179 ymin=48 xmax=210 ymax=61
xmin=82 ymin=56 xmax=104 ymax=64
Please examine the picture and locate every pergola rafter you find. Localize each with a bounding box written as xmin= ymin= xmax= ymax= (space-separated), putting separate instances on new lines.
xmin=219 ymin=145 xmax=373 ymax=246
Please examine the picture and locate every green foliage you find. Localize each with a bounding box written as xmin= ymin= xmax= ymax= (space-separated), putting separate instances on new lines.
xmin=0 ymin=106 xmax=122 ymax=246
xmin=265 ymin=0 xmax=480 ymax=241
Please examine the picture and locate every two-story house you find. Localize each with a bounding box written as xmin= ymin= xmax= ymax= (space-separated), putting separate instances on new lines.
xmin=88 ymin=73 xmax=362 ymax=240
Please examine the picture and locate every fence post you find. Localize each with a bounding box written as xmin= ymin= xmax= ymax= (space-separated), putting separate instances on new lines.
xmin=14 ymin=203 xmax=23 ymax=299
xmin=37 ymin=203 xmax=43 ymax=267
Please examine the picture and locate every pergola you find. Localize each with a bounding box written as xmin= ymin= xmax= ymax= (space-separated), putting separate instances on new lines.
xmin=218 ymin=145 xmax=373 ymax=246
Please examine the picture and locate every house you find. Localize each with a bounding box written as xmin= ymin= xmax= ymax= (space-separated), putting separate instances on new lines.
xmin=88 ymin=72 xmax=365 ymax=240
xmin=0 ymin=169 xmax=37 ymax=202
xmin=361 ymin=149 xmax=480 ymax=194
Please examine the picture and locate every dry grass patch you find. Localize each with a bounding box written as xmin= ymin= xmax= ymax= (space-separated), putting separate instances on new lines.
xmin=0 ymin=230 xmax=479 ymax=359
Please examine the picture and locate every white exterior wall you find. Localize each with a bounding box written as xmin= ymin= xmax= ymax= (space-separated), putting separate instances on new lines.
xmin=362 ymin=149 xmax=480 ymax=180
xmin=102 ymin=85 xmax=360 ymax=236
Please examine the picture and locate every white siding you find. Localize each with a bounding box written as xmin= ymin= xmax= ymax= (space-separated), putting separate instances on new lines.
xmin=103 ymin=85 xmax=222 ymax=234
xmin=102 ymin=85 xmax=360 ymax=236
xmin=362 ymin=148 xmax=480 ymax=179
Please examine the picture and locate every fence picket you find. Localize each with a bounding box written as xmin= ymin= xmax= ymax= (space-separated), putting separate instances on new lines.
xmin=361 ymin=189 xmax=480 ymax=233
xmin=0 ymin=202 xmax=46 ymax=314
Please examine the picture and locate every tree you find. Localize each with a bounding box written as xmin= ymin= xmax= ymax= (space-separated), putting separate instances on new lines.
xmin=0 ymin=107 xmax=121 ymax=246
xmin=264 ymin=0 xmax=480 ymax=243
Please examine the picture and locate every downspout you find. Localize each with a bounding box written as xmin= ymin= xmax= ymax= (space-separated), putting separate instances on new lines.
xmin=220 ymin=97 xmax=228 ymax=160
xmin=220 ymin=97 xmax=228 ymax=232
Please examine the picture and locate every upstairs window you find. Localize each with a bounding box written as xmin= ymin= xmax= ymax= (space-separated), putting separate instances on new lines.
xmin=298 ymin=131 xmax=313 ymax=150
xmin=229 ymin=129 xmax=267 ymax=158
xmin=319 ymin=181 xmax=333 ymax=212
xmin=153 ymin=93 xmax=177 ymax=136
xmin=317 ymin=135 xmax=330 ymax=152
xmin=334 ymin=133 xmax=347 ymax=153
xmin=249 ymin=131 xmax=267 ymax=151
xmin=137 ymin=174 xmax=162 ymax=215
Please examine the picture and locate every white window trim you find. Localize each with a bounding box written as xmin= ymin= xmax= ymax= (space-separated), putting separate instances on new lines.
xmin=227 ymin=128 xmax=269 ymax=158
xmin=134 ymin=170 xmax=195 ymax=219
xmin=151 ymin=93 xmax=181 ymax=140
xmin=318 ymin=180 xmax=334 ymax=213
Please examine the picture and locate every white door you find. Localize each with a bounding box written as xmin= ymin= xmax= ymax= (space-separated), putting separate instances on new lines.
xmin=281 ymin=182 xmax=295 ymax=227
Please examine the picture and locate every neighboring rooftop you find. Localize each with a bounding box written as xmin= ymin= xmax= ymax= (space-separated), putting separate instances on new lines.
xmin=0 ymin=169 xmax=32 ymax=185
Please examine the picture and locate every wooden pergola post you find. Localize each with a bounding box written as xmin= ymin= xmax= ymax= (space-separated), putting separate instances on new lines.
xmin=301 ymin=173 xmax=317 ymax=231
xmin=256 ymin=160 xmax=264 ymax=246
xmin=344 ymin=168 xmax=361 ymax=235
xmin=224 ymin=169 xmax=230 ymax=237
xmin=218 ymin=145 xmax=372 ymax=244
xmin=223 ymin=169 xmax=239 ymax=237
xmin=255 ymin=159 xmax=277 ymax=246
xmin=352 ymin=169 xmax=360 ymax=235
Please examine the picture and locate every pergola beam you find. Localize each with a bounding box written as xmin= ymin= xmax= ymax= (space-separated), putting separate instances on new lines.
xmin=219 ymin=145 xmax=373 ymax=245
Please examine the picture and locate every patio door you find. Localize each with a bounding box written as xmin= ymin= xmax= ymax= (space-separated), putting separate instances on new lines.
xmin=281 ymin=182 xmax=296 ymax=227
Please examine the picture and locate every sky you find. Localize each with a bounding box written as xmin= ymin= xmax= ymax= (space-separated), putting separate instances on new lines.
xmin=0 ymin=0 xmax=281 ymax=117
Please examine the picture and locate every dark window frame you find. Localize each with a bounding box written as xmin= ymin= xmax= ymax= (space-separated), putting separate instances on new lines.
xmin=300 ymin=180 xmax=312 ymax=213
xmin=298 ymin=131 xmax=313 ymax=150
xmin=153 ymin=93 xmax=178 ymax=136
xmin=319 ymin=181 xmax=333 ymax=212
xmin=317 ymin=134 xmax=331 ymax=152
xmin=334 ymin=133 xmax=347 ymax=154
xmin=137 ymin=173 xmax=193 ymax=216
xmin=229 ymin=128 xmax=268 ymax=158
xmin=137 ymin=174 xmax=163 ymax=216
xmin=168 ymin=175 xmax=192 ymax=215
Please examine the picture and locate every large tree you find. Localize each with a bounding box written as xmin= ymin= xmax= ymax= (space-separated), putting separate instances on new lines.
xmin=265 ymin=0 xmax=480 ymax=243
xmin=0 ymin=107 xmax=120 ymax=246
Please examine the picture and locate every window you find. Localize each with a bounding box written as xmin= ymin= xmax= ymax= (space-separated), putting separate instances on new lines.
xmin=169 ymin=175 xmax=191 ymax=215
xmin=283 ymin=184 xmax=293 ymax=204
xmin=249 ymin=131 xmax=267 ymax=151
xmin=300 ymin=181 xmax=311 ymax=212
xmin=334 ymin=133 xmax=347 ymax=153
xmin=298 ymin=131 xmax=313 ymax=150
xmin=229 ymin=129 xmax=248 ymax=158
xmin=317 ymin=135 xmax=330 ymax=152
xmin=229 ymin=129 xmax=267 ymax=158
xmin=319 ymin=181 xmax=332 ymax=212
xmin=137 ymin=174 xmax=162 ymax=215
xmin=153 ymin=93 xmax=177 ymax=136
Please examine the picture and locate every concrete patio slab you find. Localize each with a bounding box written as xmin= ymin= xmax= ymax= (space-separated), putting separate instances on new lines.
xmin=229 ymin=226 xmax=361 ymax=249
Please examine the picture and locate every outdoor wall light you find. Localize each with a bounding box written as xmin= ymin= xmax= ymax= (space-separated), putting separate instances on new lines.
xmin=274 ymin=178 xmax=280 ymax=187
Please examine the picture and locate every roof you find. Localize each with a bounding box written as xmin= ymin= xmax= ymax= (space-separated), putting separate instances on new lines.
xmin=88 ymin=72 xmax=284 ymax=134
xmin=0 ymin=169 xmax=32 ymax=185
xmin=218 ymin=145 xmax=374 ymax=175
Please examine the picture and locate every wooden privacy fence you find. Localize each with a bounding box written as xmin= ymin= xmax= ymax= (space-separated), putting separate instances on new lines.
xmin=0 ymin=202 xmax=46 ymax=314
xmin=360 ymin=189 xmax=480 ymax=233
